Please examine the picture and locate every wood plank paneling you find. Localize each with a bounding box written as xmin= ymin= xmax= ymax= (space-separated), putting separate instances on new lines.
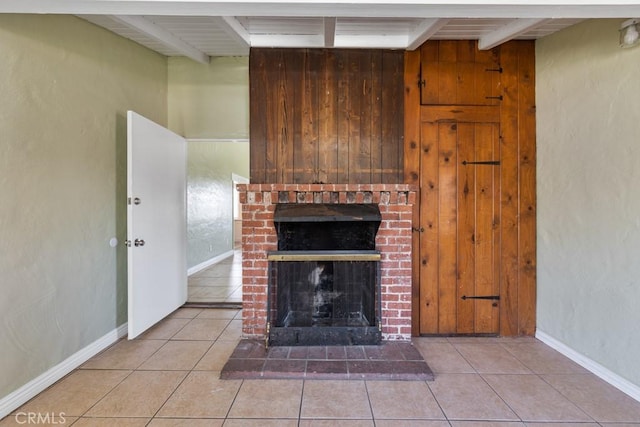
xmin=498 ymin=42 xmax=520 ymax=336
xmin=420 ymin=40 xmax=501 ymax=106
xmin=419 ymin=121 xmax=440 ymax=334
xmin=404 ymin=49 xmax=421 ymax=336
xmin=410 ymin=40 xmax=536 ymax=337
xmin=250 ymin=48 xmax=404 ymax=184
xmin=517 ymin=41 xmax=537 ymax=336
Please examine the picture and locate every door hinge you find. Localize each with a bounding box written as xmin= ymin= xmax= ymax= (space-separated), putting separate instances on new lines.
xmin=418 ymin=79 xmax=425 ymax=88
xmin=485 ymin=67 xmax=503 ymax=73
xmin=461 ymin=295 xmax=500 ymax=301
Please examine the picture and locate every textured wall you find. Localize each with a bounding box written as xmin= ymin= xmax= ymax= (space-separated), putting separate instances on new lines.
xmin=0 ymin=14 xmax=167 ymax=397
xmin=168 ymin=56 xmax=250 ymax=269
xmin=168 ymin=56 xmax=249 ymax=139
xmin=537 ymin=19 xmax=640 ymax=387
xmin=187 ymin=141 xmax=249 ymax=268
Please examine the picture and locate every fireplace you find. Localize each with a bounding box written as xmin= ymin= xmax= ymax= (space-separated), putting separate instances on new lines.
xmin=238 ymin=184 xmax=416 ymax=343
xmin=267 ymin=203 xmax=382 ymax=345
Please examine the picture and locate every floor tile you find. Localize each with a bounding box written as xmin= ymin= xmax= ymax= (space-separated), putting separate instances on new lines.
xmin=80 ymin=339 xmax=165 ymax=370
xmin=298 ymin=420 xmax=374 ymax=427
xmin=451 ymin=422 xmax=525 ymax=427
xmin=168 ymin=307 xmax=204 ymax=319
xmin=300 ymin=380 xmax=372 ymax=419
xmin=136 ymin=318 xmax=191 ymax=340
xmin=72 ymin=418 xmax=150 ymax=426
xmin=224 ymin=420 xmax=298 ymax=427
xmin=217 ymin=319 xmax=243 ymax=341
xmin=0 ymin=415 xmax=78 ymax=426
xmin=16 ymin=370 xmax=130 ymax=417
xmin=138 ymin=340 xmax=212 ymax=370
xmin=148 ymin=419 xmax=224 ymax=427
xmin=227 ymin=379 xmax=303 ymax=419
xmin=85 ymin=370 xmax=187 ymax=417
xmin=500 ymin=342 xmax=589 ymax=374
xmin=156 ymin=371 xmax=241 ymax=418
xmin=428 ymin=373 xmax=518 ymax=421
xmin=366 ymin=380 xmax=445 ymax=419
xmin=375 ymin=422 xmax=450 ymax=427
xmin=194 ymin=339 xmax=240 ymax=371
xmin=542 ymin=374 xmax=640 ymax=422
xmin=412 ymin=341 xmax=475 ymax=374
xmin=483 ymin=374 xmax=593 ymax=422
xmin=454 ymin=343 xmax=531 ymax=374
xmin=196 ymin=309 xmax=241 ymax=319
xmin=171 ymin=318 xmax=231 ymax=341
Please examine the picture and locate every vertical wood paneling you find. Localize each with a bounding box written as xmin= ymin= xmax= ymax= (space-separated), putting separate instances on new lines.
xmin=517 ymin=41 xmax=537 ymax=335
xmin=419 ymin=121 xmax=439 ymax=334
xmin=498 ymin=41 xmax=520 ymax=336
xmin=410 ymin=40 xmax=536 ymax=336
xmin=318 ymin=50 xmax=338 ymax=183
xmin=420 ymin=40 xmax=502 ymax=107
xmin=381 ymin=50 xmax=404 ymax=183
xmin=336 ymin=52 xmax=351 ymax=183
xmin=404 ymin=49 xmax=421 ymax=335
xmin=296 ymin=50 xmax=320 ymax=183
xmin=457 ymin=123 xmax=476 ymax=333
xmin=250 ymin=48 xmax=404 ymax=184
xmin=437 ymin=122 xmax=458 ymax=334
xmin=475 ymin=123 xmax=500 ymax=334
xmin=249 ymin=49 xmax=267 ymax=183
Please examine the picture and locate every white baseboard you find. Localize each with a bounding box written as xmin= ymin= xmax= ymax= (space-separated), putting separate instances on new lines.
xmin=0 ymin=323 xmax=128 ymax=420
xmin=536 ymin=329 xmax=640 ymax=403
xmin=187 ymin=250 xmax=234 ymax=276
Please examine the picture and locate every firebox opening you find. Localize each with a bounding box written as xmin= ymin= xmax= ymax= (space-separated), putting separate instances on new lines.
xmin=268 ymin=203 xmax=383 ymax=346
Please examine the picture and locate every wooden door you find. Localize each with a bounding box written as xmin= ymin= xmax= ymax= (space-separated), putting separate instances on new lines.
xmin=419 ymin=114 xmax=501 ymax=335
xmin=405 ymin=40 xmax=537 ymax=337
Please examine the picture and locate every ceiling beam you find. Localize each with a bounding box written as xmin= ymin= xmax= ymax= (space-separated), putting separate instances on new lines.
xmin=478 ymin=18 xmax=551 ymax=50
xmin=324 ymin=17 xmax=337 ymax=47
xmin=3 ymin=1 xmax=640 ymax=18
xmin=407 ymin=18 xmax=449 ymax=50
xmin=112 ymin=15 xmax=210 ymax=63
xmin=212 ymin=16 xmax=251 ymax=47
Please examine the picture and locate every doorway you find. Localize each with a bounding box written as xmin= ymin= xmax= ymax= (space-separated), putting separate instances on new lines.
xmin=185 ymin=139 xmax=249 ymax=305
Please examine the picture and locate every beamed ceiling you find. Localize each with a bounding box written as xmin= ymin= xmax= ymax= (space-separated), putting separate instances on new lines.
xmin=2 ymin=1 xmax=640 ymax=63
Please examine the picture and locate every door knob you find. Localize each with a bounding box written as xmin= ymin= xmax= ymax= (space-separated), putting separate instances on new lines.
xmin=134 ymin=239 xmax=145 ymax=247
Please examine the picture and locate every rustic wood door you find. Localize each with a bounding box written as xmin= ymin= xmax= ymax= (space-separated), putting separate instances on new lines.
xmin=405 ymin=41 xmax=537 ymax=337
xmin=419 ymin=112 xmax=501 ymax=335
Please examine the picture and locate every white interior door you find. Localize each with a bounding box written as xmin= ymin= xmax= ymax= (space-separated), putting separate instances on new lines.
xmin=127 ymin=111 xmax=187 ymax=339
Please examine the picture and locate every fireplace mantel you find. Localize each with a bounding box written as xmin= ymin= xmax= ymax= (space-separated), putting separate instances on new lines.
xmin=238 ymin=183 xmax=417 ymax=341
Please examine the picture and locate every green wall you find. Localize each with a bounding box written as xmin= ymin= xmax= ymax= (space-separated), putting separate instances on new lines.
xmin=168 ymin=57 xmax=250 ymax=269
xmin=187 ymin=141 xmax=249 ymax=268
xmin=0 ymin=14 xmax=167 ymax=398
xmin=537 ymin=19 xmax=640 ymax=389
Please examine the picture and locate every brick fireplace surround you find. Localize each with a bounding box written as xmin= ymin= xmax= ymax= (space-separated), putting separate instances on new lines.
xmin=238 ymin=184 xmax=417 ymax=342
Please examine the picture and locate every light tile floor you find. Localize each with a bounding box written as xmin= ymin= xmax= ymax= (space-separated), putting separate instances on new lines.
xmin=187 ymin=249 xmax=242 ymax=304
xmin=4 ymin=306 xmax=640 ymax=426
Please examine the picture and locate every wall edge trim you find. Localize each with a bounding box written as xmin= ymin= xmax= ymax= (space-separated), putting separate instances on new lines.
xmin=188 ymin=250 xmax=235 ymax=276
xmin=0 ymin=323 xmax=128 ymax=420
xmin=536 ymin=329 xmax=640 ymax=403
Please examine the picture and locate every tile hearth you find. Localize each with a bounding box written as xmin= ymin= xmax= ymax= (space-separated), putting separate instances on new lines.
xmin=220 ymin=340 xmax=434 ymax=380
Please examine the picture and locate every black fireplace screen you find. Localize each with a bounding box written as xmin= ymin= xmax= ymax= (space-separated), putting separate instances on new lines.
xmin=267 ymin=203 xmax=382 ymax=346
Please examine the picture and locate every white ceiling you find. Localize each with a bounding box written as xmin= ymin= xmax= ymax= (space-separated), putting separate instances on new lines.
xmin=2 ymin=1 xmax=640 ymax=64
